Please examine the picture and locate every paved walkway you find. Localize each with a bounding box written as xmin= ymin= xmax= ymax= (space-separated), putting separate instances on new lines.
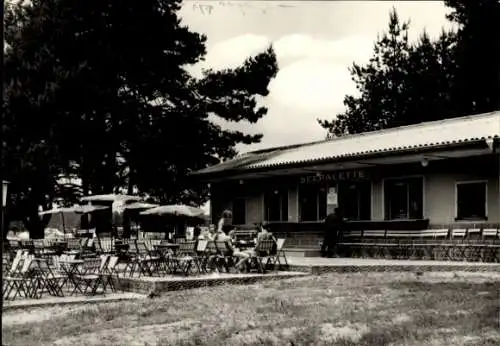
xmin=287 ymin=256 xmax=500 ymax=267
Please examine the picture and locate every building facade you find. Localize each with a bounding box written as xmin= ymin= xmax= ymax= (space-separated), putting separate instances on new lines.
xmin=192 ymin=112 xmax=500 ymax=234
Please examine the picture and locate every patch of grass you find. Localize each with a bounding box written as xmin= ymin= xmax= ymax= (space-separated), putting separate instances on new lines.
xmin=3 ymin=272 xmax=500 ymax=346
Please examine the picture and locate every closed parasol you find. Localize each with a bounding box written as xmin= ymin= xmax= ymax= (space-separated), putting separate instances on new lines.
xmin=39 ymin=205 xmax=109 ymax=233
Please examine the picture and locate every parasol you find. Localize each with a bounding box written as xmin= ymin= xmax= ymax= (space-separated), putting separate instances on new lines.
xmin=123 ymin=202 xmax=159 ymax=210
xmin=39 ymin=205 xmax=109 ymax=233
xmin=140 ymin=204 xmax=206 ymax=218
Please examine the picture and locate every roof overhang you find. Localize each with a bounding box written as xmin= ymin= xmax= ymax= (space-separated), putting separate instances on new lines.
xmin=191 ymin=140 xmax=496 ymax=182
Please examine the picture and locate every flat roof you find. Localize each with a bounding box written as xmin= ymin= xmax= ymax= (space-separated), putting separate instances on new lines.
xmin=191 ymin=111 xmax=500 ymax=176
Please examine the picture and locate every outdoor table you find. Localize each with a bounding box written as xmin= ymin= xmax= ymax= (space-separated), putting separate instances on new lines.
xmin=52 ymin=241 xmax=68 ymax=255
xmin=115 ymin=243 xmax=130 ymax=258
xmin=59 ymin=259 xmax=84 ymax=295
xmin=235 ymin=240 xmax=255 ymax=250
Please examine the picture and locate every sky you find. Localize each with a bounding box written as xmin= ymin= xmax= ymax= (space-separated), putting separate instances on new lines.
xmin=179 ymin=0 xmax=457 ymax=154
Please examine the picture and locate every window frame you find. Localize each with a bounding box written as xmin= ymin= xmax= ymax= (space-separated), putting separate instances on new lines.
xmin=337 ymin=181 xmax=372 ymax=221
xmin=264 ymin=188 xmax=289 ymax=222
xmin=382 ymin=175 xmax=425 ymax=220
xmin=454 ymin=180 xmax=488 ymax=221
xmin=298 ymin=184 xmax=325 ymax=222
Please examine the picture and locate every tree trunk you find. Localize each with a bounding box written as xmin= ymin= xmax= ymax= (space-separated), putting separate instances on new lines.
xmin=22 ymin=193 xmax=51 ymax=239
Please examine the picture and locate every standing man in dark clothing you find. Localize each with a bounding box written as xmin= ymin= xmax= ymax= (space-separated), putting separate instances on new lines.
xmin=321 ymin=207 xmax=344 ymax=257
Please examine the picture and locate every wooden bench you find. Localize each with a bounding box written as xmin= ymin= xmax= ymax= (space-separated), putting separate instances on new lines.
xmin=359 ymin=230 xmax=387 ymax=258
xmin=338 ymin=230 xmax=363 ymax=257
xmin=384 ymin=230 xmax=420 ymax=259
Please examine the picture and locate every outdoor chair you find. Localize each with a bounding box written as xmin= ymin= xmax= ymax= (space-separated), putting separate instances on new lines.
xmin=169 ymin=241 xmax=198 ymax=275
xmin=194 ymin=239 xmax=208 ymax=273
xmin=100 ymin=256 xmax=120 ymax=292
xmin=30 ymin=258 xmax=65 ymax=298
xmin=127 ymin=241 xmax=160 ymax=277
xmin=204 ymin=241 xmax=219 ymax=273
xmin=98 ymin=238 xmax=115 ymax=254
xmin=3 ymin=254 xmax=35 ymax=300
xmin=247 ymin=239 xmax=276 ymax=274
xmin=81 ymin=238 xmax=96 ymax=258
xmin=71 ymin=258 xmax=106 ymax=295
xmin=268 ymin=238 xmax=288 ymax=270
xmin=214 ymin=241 xmax=236 ymax=273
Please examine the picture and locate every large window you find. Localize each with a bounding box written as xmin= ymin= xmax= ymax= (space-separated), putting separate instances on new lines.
xmin=264 ymin=188 xmax=288 ymax=222
xmin=384 ymin=177 xmax=423 ymax=220
xmin=456 ymin=181 xmax=487 ymax=220
xmin=232 ymin=198 xmax=246 ymax=225
xmin=299 ymin=185 xmax=327 ymax=221
xmin=338 ymin=182 xmax=371 ymax=221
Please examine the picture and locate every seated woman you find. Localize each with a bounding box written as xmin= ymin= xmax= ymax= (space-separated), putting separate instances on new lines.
xmin=209 ymin=228 xmax=249 ymax=273
xmin=236 ymin=224 xmax=277 ymax=268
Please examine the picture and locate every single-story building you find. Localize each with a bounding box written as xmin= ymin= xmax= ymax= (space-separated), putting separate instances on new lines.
xmin=191 ymin=111 xmax=500 ymax=243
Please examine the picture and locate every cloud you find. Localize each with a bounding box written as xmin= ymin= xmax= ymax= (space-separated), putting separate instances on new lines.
xmin=269 ymin=57 xmax=358 ymax=112
xmin=197 ymin=33 xmax=370 ymax=150
xmin=200 ymin=33 xmax=271 ymax=71
xmin=274 ymin=34 xmax=374 ymax=65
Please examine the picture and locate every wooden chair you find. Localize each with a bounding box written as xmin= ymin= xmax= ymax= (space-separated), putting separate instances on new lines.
xmin=248 ymin=239 xmax=276 ymax=274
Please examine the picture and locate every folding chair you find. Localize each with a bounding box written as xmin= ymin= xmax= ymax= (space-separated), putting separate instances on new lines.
xmin=204 ymin=241 xmax=219 ymax=273
xmin=145 ymin=239 xmax=169 ymax=275
xmin=30 ymin=258 xmax=65 ymax=298
xmin=268 ymin=238 xmax=288 ymax=270
xmin=97 ymin=238 xmax=114 ymax=254
xmin=128 ymin=241 xmax=159 ymax=277
xmin=214 ymin=241 xmax=235 ymax=273
xmin=101 ymin=256 xmax=120 ymax=292
xmin=169 ymin=241 xmax=197 ymax=275
xmin=71 ymin=258 xmax=105 ymax=295
xmin=248 ymin=239 xmax=275 ymax=274
xmin=3 ymin=254 xmax=35 ymax=300
xmin=193 ymin=239 xmax=208 ymax=273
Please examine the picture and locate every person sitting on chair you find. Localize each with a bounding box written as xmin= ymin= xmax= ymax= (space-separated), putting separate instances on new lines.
xmin=237 ymin=223 xmax=276 ymax=270
xmin=209 ymin=228 xmax=249 ymax=273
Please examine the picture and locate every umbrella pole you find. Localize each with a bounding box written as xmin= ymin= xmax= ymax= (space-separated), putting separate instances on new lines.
xmin=62 ymin=212 xmax=66 ymax=235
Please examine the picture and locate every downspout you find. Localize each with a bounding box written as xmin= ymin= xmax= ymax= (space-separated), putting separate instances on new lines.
xmin=486 ymin=138 xmax=499 ymax=227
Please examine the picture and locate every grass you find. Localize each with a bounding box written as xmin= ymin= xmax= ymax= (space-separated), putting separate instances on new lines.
xmin=2 ymin=272 xmax=500 ymax=346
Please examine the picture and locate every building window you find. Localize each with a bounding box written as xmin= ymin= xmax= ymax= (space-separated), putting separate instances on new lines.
xmin=232 ymin=198 xmax=246 ymax=225
xmin=456 ymin=181 xmax=487 ymax=220
xmin=264 ymin=189 xmax=288 ymax=222
xmin=384 ymin=177 xmax=423 ymax=220
xmin=299 ymin=185 xmax=327 ymax=221
xmin=338 ymin=182 xmax=371 ymax=221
